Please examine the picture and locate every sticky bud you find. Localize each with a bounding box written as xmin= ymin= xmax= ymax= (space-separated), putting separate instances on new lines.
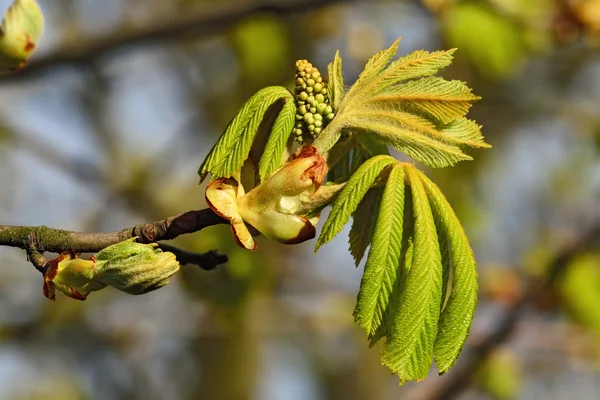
xmin=0 ymin=0 xmax=44 ymax=73
xmin=237 ymin=145 xmax=328 ymax=244
xmin=93 ymin=239 xmax=180 ymax=295
xmin=42 ymin=239 xmax=180 ymax=300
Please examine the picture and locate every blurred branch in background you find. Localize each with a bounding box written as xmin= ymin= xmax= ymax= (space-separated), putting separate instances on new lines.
xmin=424 ymin=223 xmax=600 ymax=400
xmin=0 ymin=0 xmax=351 ymax=83
xmin=2 ymin=0 xmax=600 ymax=398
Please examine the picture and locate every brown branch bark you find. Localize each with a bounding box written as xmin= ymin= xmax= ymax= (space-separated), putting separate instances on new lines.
xmin=0 ymin=208 xmax=228 ymax=271
xmin=0 ymin=0 xmax=350 ymax=83
xmin=425 ymin=224 xmax=600 ymax=400
xmin=158 ymin=244 xmax=226 ymax=271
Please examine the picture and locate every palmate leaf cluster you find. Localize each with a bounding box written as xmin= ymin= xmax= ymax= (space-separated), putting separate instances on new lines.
xmin=198 ymin=37 xmax=488 ymax=384
xmin=314 ymin=38 xmax=490 ymax=172
xmin=316 ymin=158 xmax=478 ymax=382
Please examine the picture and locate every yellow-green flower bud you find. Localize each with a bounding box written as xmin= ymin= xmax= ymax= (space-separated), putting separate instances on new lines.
xmin=294 ymin=59 xmax=335 ymax=144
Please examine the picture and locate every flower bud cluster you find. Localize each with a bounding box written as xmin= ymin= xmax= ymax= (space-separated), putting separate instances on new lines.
xmin=294 ymin=60 xmax=335 ymax=144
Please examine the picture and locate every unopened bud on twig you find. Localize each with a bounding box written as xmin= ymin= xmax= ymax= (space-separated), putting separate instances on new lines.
xmin=206 ymin=146 xmax=339 ymax=248
xmin=0 ymin=0 xmax=44 ymax=73
xmin=42 ymin=239 xmax=180 ymax=301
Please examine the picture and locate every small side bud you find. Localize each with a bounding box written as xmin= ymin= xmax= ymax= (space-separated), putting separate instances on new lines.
xmin=0 ymin=0 xmax=44 ymax=73
xmin=93 ymin=239 xmax=180 ymax=295
xmin=43 ymin=252 xmax=106 ymax=301
xmin=42 ymin=240 xmax=180 ymax=300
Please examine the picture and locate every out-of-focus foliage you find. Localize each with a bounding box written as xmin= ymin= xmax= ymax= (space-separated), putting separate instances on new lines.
xmin=560 ymin=254 xmax=600 ymax=339
xmin=1 ymin=0 xmax=600 ymax=398
xmin=230 ymin=16 xmax=291 ymax=87
xmin=475 ymin=347 xmax=523 ymax=400
xmin=443 ymin=2 xmax=529 ymax=79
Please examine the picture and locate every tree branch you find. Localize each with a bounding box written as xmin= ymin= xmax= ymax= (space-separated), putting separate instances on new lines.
xmin=25 ymin=233 xmax=47 ymax=273
xmin=158 ymin=243 xmax=226 ymax=271
xmin=426 ymin=224 xmax=600 ymax=400
xmin=0 ymin=0 xmax=350 ymax=83
xmin=0 ymin=208 xmax=228 ymax=271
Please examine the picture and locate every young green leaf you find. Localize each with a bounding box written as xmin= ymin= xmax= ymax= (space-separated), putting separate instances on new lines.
xmin=364 ymin=77 xmax=480 ymax=124
xmin=258 ymin=97 xmax=296 ymax=182
xmin=327 ymin=50 xmax=344 ymax=111
xmin=198 ymin=86 xmax=292 ymax=183
xmin=354 ymin=165 xmax=405 ymax=337
xmin=440 ymin=117 xmax=490 ymax=150
xmin=315 ymin=155 xmax=397 ymax=251
xmin=437 ymin=219 xmax=451 ymax=311
xmin=0 ymin=0 xmax=44 ymax=73
xmin=348 ymin=115 xmax=473 ymax=168
xmin=355 ymin=110 xmax=488 ymax=150
xmin=315 ymin=38 xmax=487 ymax=168
xmin=382 ymin=165 xmax=443 ymax=383
xmin=343 ymin=37 xmax=401 ymax=104
xmin=418 ymin=169 xmax=478 ymax=374
xmin=346 ymin=138 xmax=392 ymax=266
xmin=368 ymin=49 xmax=456 ymax=96
xmin=348 ymin=187 xmax=383 ymax=266
xmin=368 ymin=186 xmax=414 ymax=347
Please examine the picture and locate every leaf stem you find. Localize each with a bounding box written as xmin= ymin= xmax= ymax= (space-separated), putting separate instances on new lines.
xmin=312 ymin=116 xmax=345 ymax=155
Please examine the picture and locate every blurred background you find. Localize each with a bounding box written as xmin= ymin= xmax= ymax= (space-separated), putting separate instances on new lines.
xmin=0 ymin=0 xmax=599 ymax=399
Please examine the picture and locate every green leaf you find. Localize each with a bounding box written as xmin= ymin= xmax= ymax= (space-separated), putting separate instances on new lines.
xmin=318 ymin=38 xmax=487 ymax=168
xmin=375 ymin=49 xmax=456 ymax=90
xmin=346 ymin=138 xmax=392 ymax=266
xmin=359 ymin=110 xmax=487 ymax=149
xmin=346 ymin=47 xmax=456 ymax=107
xmin=0 ymin=0 xmax=44 ymax=73
xmin=440 ymin=118 xmax=490 ymax=149
xmin=327 ymin=50 xmax=344 ymax=111
xmin=437 ymin=218 xmax=451 ymax=311
xmin=368 ymin=186 xmax=414 ymax=347
xmin=258 ymin=97 xmax=296 ymax=182
xmin=354 ymin=165 xmax=405 ymax=337
xmin=348 ymin=187 xmax=383 ymax=266
xmin=418 ymin=169 xmax=478 ymax=374
xmin=382 ymin=165 xmax=443 ymax=383
xmin=315 ymin=155 xmax=397 ymax=251
xmin=198 ymin=86 xmax=292 ymax=183
xmin=344 ymin=38 xmax=401 ymax=102
xmin=347 ymin=115 xmax=473 ymax=168
xmin=364 ymin=77 xmax=480 ymax=124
